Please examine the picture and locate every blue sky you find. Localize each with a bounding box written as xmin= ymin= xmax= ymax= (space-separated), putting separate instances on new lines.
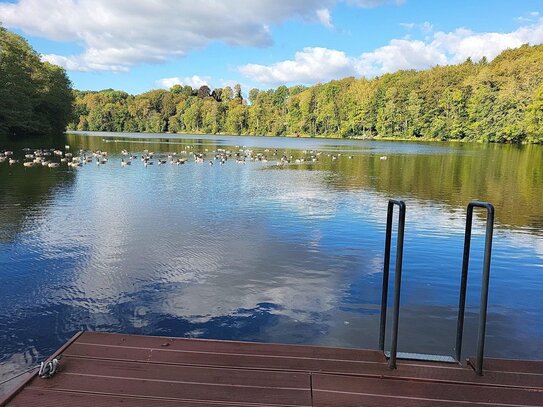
xmin=1 ymin=0 xmax=542 ymax=94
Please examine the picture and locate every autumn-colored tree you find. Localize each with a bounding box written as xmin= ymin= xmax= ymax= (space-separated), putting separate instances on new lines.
xmin=69 ymin=43 xmax=543 ymax=143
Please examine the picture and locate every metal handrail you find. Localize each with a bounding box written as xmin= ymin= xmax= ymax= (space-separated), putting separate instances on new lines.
xmin=379 ymin=199 xmax=406 ymax=369
xmin=455 ymin=201 xmax=494 ymax=376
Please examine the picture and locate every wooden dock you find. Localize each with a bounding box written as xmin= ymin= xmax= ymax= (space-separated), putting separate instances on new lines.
xmin=2 ymin=331 xmax=542 ymax=406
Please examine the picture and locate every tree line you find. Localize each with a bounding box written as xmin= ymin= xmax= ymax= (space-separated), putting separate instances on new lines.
xmin=0 ymin=26 xmax=73 ymax=140
xmin=71 ymin=44 xmax=543 ymax=143
xmin=2 ymin=22 xmax=543 ymax=144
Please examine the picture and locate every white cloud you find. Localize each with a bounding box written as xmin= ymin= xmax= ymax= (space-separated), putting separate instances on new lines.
xmin=239 ymin=47 xmax=357 ymax=85
xmin=0 ymin=0 xmax=402 ymax=72
xmin=240 ymin=18 xmax=543 ymax=85
xmin=516 ymin=11 xmax=541 ymax=23
xmin=356 ymin=38 xmax=447 ymax=76
xmin=316 ymin=8 xmax=334 ymax=28
xmin=0 ymin=0 xmax=331 ymax=71
xmin=156 ymin=76 xmax=210 ymax=90
xmin=42 ymin=53 xmax=133 ymax=72
xmin=421 ymin=21 xmax=434 ymax=33
xmin=432 ymin=22 xmax=543 ymax=63
xmin=156 ymin=77 xmax=183 ymax=89
xmin=400 ymin=22 xmax=416 ymax=30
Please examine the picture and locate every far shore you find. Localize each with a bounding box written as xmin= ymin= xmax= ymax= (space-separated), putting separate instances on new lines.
xmin=65 ymin=129 xmax=539 ymax=145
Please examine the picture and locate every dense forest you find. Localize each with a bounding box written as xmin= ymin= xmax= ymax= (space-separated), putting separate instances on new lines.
xmin=71 ymin=44 xmax=543 ymax=143
xmin=2 ymin=22 xmax=543 ymax=143
xmin=0 ymin=26 xmax=73 ymax=140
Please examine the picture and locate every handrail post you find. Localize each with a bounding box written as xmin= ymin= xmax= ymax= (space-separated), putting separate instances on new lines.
xmin=455 ymin=205 xmax=473 ymax=362
xmin=378 ymin=202 xmax=394 ymax=351
xmin=379 ymin=199 xmax=406 ymax=369
xmin=454 ymin=201 xmax=494 ymax=376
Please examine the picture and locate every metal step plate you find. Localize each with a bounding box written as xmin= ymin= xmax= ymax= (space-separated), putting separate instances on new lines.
xmin=384 ymin=351 xmax=458 ymax=363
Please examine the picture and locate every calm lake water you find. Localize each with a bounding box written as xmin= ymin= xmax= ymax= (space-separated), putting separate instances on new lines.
xmin=1 ymin=132 xmax=542 ymax=383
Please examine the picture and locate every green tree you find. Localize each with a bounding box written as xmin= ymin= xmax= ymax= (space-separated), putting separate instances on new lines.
xmin=225 ymin=102 xmax=247 ymax=134
xmin=248 ymin=88 xmax=259 ymax=105
xmin=406 ymin=90 xmax=423 ymax=137
xmin=201 ymin=98 xmax=220 ymax=133
xmin=183 ymin=98 xmax=202 ymax=131
xmin=0 ymin=26 xmax=73 ymax=139
xmin=222 ymin=86 xmax=233 ymax=101
xmin=170 ymin=84 xmax=182 ymax=95
xmin=298 ymin=88 xmax=317 ymax=136
xmin=234 ymin=84 xmax=242 ymax=100
xmin=524 ymin=84 xmax=543 ymax=142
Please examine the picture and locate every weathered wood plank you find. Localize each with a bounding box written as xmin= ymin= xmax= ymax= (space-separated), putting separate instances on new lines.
xmin=29 ymin=356 xmax=310 ymax=389
xmin=313 ymin=390 xmax=523 ymax=407
xmin=64 ymin=342 xmax=384 ymax=375
xmin=28 ymin=374 xmax=312 ymax=406
xmin=77 ymin=331 xmax=386 ymax=362
xmin=8 ymin=387 xmax=281 ymax=407
xmin=312 ymin=373 xmax=543 ymax=406
xmin=468 ymin=357 xmax=543 ymax=375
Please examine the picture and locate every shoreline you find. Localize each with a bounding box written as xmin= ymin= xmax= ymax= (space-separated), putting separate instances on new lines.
xmin=65 ymin=129 xmax=541 ymax=145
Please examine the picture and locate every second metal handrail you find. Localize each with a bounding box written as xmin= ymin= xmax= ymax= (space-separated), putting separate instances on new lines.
xmin=379 ymin=199 xmax=406 ymax=369
xmin=455 ymin=201 xmax=495 ymax=375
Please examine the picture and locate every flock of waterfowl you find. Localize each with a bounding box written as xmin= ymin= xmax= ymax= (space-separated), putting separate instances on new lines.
xmin=0 ymin=145 xmax=388 ymax=169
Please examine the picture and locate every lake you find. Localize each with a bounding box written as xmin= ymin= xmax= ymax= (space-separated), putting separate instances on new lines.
xmin=1 ymin=132 xmax=542 ymax=384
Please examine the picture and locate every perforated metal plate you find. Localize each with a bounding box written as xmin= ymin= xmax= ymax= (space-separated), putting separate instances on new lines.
xmin=384 ymin=351 xmax=458 ymax=363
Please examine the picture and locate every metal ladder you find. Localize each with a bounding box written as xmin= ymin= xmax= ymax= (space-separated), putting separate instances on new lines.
xmin=379 ymin=200 xmax=494 ymax=375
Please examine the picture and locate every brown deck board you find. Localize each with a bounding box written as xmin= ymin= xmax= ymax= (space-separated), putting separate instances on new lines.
xmin=28 ymin=374 xmax=311 ymax=405
xmin=64 ymin=341 xmax=390 ymax=375
xmin=77 ymin=331 xmax=386 ymax=362
xmin=312 ymin=391 xmax=521 ymax=407
xmin=4 ymin=332 xmax=543 ymax=406
xmin=468 ymin=356 xmax=543 ymax=375
xmin=32 ymin=356 xmax=310 ymax=389
xmin=312 ymin=373 xmax=543 ymax=406
xmin=9 ymin=388 xmax=283 ymax=406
